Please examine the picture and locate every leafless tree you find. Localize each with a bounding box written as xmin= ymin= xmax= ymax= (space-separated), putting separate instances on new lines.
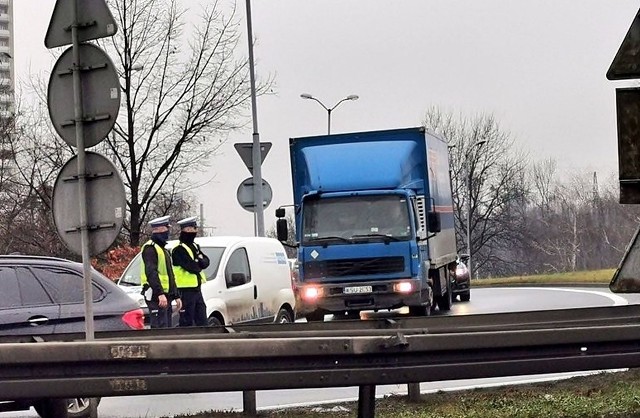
xmin=423 ymin=107 xmax=529 ymax=277
xmin=95 ymin=0 xmax=270 ymax=245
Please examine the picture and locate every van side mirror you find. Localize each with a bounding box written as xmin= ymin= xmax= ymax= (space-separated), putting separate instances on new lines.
xmin=427 ymin=212 xmax=441 ymax=233
xmin=276 ymin=218 xmax=289 ymax=242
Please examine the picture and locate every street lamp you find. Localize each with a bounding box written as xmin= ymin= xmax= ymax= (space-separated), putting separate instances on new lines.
xmin=465 ymin=140 xmax=487 ymax=281
xmin=300 ymin=93 xmax=359 ymax=134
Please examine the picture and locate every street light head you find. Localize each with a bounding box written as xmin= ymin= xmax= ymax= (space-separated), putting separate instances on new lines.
xmin=347 ymin=95 xmax=359 ymax=101
xmin=300 ymin=93 xmax=313 ymax=100
xmin=475 ymin=140 xmax=488 ymax=147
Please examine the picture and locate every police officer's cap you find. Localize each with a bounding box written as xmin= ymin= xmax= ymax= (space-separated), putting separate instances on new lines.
xmin=177 ymin=216 xmax=198 ymax=229
xmin=148 ymin=215 xmax=170 ymax=228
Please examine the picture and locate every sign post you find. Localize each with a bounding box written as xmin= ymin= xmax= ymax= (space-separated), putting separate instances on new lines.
xmin=46 ymin=0 xmax=122 ymax=343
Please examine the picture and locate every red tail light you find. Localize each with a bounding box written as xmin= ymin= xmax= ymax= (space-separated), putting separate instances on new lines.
xmin=122 ymin=308 xmax=145 ymax=330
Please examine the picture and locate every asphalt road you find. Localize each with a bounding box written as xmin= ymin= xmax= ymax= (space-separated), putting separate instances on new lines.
xmin=3 ymin=285 xmax=638 ymax=418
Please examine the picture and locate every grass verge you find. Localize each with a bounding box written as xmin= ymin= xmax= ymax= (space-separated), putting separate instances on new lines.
xmin=472 ymin=268 xmax=615 ymax=287
xmin=180 ymin=368 xmax=640 ymax=417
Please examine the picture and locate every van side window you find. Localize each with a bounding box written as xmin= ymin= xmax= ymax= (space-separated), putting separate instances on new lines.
xmin=225 ymin=248 xmax=251 ymax=288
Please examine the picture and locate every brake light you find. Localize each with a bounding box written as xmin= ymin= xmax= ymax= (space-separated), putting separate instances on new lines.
xmin=393 ymin=281 xmax=413 ymax=293
xmin=302 ymin=286 xmax=322 ymax=301
xmin=122 ymin=308 xmax=145 ymax=330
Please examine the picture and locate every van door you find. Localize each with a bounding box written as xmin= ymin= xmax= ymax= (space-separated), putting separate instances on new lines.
xmin=223 ymin=247 xmax=256 ymax=323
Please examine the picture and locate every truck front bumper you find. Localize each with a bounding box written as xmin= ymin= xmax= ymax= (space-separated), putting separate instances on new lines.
xmin=295 ymin=279 xmax=425 ymax=315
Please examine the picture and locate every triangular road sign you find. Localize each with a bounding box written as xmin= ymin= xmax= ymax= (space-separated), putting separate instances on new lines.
xmin=608 ymin=9 xmax=640 ymax=80
xmin=45 ymin=0 xmax=118 ymax=49
xmin=234 ymin=142 xmax=272 ymax=174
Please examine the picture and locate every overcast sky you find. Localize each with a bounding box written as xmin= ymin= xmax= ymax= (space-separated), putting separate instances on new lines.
xmin=13 ymin=1 xmax=640 ymax=237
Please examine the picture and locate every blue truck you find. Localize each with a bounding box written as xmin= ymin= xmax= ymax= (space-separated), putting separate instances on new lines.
xmin=275 ymin=126 xmax=457 ymax=321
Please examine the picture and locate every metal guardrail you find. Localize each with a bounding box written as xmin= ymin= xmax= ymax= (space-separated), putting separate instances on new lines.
xmin=2 ymin=305 xmax=640 ymax=415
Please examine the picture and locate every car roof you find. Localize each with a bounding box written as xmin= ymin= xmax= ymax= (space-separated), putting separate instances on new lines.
xmin=0 ymin=255 xmax=78 ymax=265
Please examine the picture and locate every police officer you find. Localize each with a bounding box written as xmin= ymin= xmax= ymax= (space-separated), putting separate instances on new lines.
xmin=172 ymin=216 xmax=210 ymax=327
xmin=140 ymin=216 xmax=182 ymax=328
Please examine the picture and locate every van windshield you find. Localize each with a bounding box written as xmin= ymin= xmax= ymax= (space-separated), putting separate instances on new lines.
xmin=201 ymin=247 xmax=225 ymax=279
xmin=119 ymin=245 xmax=226 ymax=285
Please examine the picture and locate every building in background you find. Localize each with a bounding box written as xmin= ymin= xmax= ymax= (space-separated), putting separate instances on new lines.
xmin=0 ymin=0 xmax=14 ymax=169
xmin=0 ymin=0 xmax=12 ymax=115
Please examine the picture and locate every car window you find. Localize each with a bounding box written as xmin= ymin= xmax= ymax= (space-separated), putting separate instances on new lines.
xmin=0 ymin=267 xmax=52 ymax=309
xmin=201 ymin=246 xmax=225 ymax=279
xmin=119 ymin=254 xmax=142 ymax=286
xmin=15 ymin=267 xmax=53 ymax=306
xmin=31 ymin=266 xmax=102 ymax=304
xmin=224 ymin=248 xmax=251 ymax=288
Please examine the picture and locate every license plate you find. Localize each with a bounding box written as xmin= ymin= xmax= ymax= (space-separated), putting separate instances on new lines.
xmin=344 ymin=285 xmax=373 ymax=294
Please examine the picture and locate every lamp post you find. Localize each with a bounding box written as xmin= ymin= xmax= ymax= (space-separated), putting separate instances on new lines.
xmin=465 ymin=140 xmax=487 ymax=281
xmin=300 ymin=93 xmax=359 ymax=134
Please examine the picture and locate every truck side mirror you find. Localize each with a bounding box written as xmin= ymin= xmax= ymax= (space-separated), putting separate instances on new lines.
xmin=276 ymin=218 xmax=289 ymax=242
xmin=275 ymin=208 xmax=286 ymax=218
xmin=427 ymin=212 xmax=441 ymax=233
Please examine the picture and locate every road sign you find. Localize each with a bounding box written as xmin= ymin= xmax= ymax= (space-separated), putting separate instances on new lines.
xmin=45 ymin=0 xmax=118 ymax=49
xmin=236 ymin=177 xmax=273 ymax=212
xmin=608 ymin=9 xmax=640 ymax=80
xmin=48 ymin=43 xmax=120 ymax=148
xmin=234 ymin=142 xmax=272 ymax=174
xmin=52 ymin=152 xmax=126 ymax=256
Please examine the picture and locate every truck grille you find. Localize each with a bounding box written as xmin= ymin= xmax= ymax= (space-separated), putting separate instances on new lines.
xmin=304 ymin=257 xmax=405 ymax=278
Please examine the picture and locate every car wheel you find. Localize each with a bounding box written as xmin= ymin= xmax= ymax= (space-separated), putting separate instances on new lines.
xmin=275 ymin=308 xmax=294 ymax=323
xmin=208 ymin=315 xmax=223 ymax=326
xmin=460 ymin=290 xmax=471 ymax=302
xmin=34 ymin=398 xmax=68 ymax=418
xmin=66 ymin=397 xmax=99 ymax=418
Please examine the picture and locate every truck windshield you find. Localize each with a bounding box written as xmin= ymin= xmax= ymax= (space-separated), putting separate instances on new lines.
xmin=302 ymin=195 xmax=411 ymax=244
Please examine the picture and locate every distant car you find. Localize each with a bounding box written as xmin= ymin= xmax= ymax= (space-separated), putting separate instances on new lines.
xmin=0 ymin=254 xmax=145 ymax=418
xmin=451 ymin=255 xmax=471 ymax=302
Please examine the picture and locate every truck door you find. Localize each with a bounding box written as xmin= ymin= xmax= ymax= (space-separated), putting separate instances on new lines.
xmin=223 ymin=247 xmax=256 ymax=323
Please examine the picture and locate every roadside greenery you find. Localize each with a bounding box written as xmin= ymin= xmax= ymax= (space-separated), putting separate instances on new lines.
xmin=472 ymin=268 xmax=615 ymax=287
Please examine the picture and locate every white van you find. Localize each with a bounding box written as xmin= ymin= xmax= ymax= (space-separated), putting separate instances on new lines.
xmin=117 ymin=236 xmax=296 ymax=325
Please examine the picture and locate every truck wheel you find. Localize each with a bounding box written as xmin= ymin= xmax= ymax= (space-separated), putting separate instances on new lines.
xmin=34 ymin=399 xmax=68 ymax=418
xmin=436 ymin=272 xmax=453 ymax=311
xmin=460 ymin=290 xmax=471 ymax=302
xmin=305 ymin=311 xmax=324 ymax=322
xmin=408 ymin=305 xmax=429 ymax=316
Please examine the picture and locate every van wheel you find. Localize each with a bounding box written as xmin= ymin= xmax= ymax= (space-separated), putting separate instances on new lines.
xmin=275 ymin=308 xmax=293 ymax=323
xmin=208 ymin=315 xmax=223 ymax=326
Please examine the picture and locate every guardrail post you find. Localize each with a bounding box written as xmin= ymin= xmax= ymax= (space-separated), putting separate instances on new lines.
xmin=407 ymin=382 xmax=421 ymax=402
xmin=357 ymin=385 xmax=376 ymax=418
xmin=243 ymin=390 xmax=257 ymax=416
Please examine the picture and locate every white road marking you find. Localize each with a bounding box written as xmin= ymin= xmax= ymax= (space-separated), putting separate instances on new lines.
xmin=515 ymin=287 xmax=628 ymax=306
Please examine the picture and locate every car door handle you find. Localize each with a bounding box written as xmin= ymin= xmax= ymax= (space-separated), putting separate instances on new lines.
xmin=28 ymin=316 xmax=49 ymax=326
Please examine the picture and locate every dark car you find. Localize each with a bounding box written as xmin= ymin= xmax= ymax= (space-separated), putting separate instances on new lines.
xmin=451 ymin=255 xmax=471 ymax=302
xmin=0 ymin=255 xmax=145 ymax=418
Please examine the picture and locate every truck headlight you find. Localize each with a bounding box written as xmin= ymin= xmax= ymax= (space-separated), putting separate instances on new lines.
xmin=302 ymin=286 xmax=323 ymax=301
xmin=393 ymin=281 xmax=413 ymax=293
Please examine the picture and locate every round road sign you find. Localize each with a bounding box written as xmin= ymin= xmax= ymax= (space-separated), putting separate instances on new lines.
xmin=48 ymin=43 xmax=120 ymax=148
xmin=52 ymin=152 xmax=126 ymax=256
xmin=236 ymin=177 xmax=273 ymax=213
